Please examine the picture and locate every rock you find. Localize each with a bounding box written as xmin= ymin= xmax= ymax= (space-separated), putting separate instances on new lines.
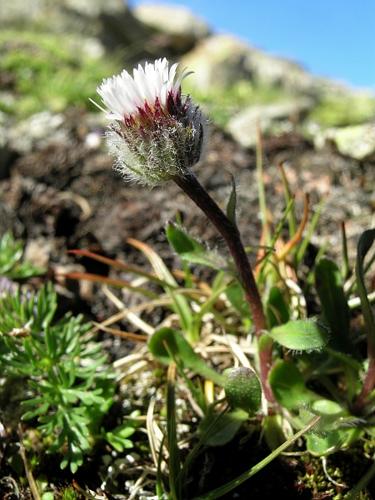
xmin=134 ymin=3 xmax=210 ymax=52
xmin=227 ymin=98 xmax=314 ymax=148
xmin=7 ymin=112 xmax=67 ymax=155
xmin=183 ymin=34 xmax=324 ymax=96
xmin=182 ymin=35 xmax=252 ymax=91
xmin=315 ymin=123 xmax=375 ymax=161
xmin=0 ymin=0 xmax=147 ymax=50
xmin=24 ymin=237 xmax=52 ymax=269
xmin=248 ymin=50 xmax=319 ymax=95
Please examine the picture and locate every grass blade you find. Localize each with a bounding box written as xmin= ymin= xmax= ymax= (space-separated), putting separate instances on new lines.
xmin=194 ymin=416 xmax=320 ymax=499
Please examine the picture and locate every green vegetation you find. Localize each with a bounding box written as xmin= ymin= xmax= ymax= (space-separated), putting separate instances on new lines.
xmin=186 ymin=80 xmax=375 ymax=130
xmin=1 ymin=29 xmax=375 ymax=497
xmin=0 ymin=232 xmax=44 ymax=278
xmin=2 ymin=160 xmax=375 ymax=495
xmin=185 ymin=80 xmax=292 ymax=126
xmin=0 ymin=30 xmax=120 ymax=117
xmin=57 ymin=169 xmax=375 ymax=497
xmin=309 ymin=93 xmax=375 ymax=127
xmin=0 ymin=234 xmax=136 ymax=475
xmin=0 ymin=284 xmax=116 ymax=473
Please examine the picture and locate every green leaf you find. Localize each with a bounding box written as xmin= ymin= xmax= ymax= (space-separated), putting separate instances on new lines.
xmin=300 ymin=400 xmax=361 ymax=456
xmin=262 ymin=415 xmax=287 ymax=449
xmin=41 ymin=493 xmax=54 ymax=500
xmin=269 ymin=360 xmax=318 ymax=410
xmin=166 ymin=364 xmax=181 ymax=499
xmin=225 ymin=282 xmax=251 ymax=319
xmin=266 ymin=286 xmax=290 ymax=328
xmin=356 ymin=229 xmax=375 ymax=352
xmin=0 ymin=232 xmax=44 ymax=278
xmin=148 ymin=328 xmax=225 ymax=386
xmin=166 ymin=223 xmax=205 ymax=255
xmin=226 ymin=175 xmax=237 ymax=225
xmin=224 ymin=367 xmax=261 ymax=414
xmin=106 ymin=424 xmax=135 ymax=452
xmin=199 ymin=408 xmax=247 ymax=446
xmin=315 ymin=258 xmax=351 ymax=352
xmin=166 ymin=223 xmax=222 ymax=269
xmin=22 ymin=402 xmax=50 ymax=420
xmin=269 ymin=319 xmax=329 ymax=351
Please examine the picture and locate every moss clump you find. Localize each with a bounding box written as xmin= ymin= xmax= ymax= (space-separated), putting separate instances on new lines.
xmin=297 ymin=440 xmax=375 ymax=499
xmin=184 ymin=80 xmax=292 ymax=127
xmin=309 ymin=94 xmax=375 ymax=128
xmin=0 ymin=30 xmax=121 ymax=117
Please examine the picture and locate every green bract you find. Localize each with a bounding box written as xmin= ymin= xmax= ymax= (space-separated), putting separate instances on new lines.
xmin=224 ymin=367 xmax=262 ymax=414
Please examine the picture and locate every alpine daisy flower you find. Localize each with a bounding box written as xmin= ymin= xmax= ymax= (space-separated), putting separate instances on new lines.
xmin=95 ymin=58 xmax=204 ymax=186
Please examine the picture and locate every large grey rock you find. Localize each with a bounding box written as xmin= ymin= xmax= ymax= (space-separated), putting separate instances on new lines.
xmin=315 ymin=123 xmax=375 ymax=161
xmin=248 ymin=50 xmax=319 ymax=95
xmin=182 ymin=34 xmax=354 ymax=98
xmin=134 ymin=3 xmax=210 ymax=52
xmin=227 ymin=98 xmax=314 ymax=148
xmin=0 ymin=0 xmax=148 ymax=49
xmin=182 ymin=35 xmax=252 ymax=91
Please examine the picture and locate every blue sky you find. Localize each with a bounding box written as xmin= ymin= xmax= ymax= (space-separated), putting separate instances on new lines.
xmin=131 ymin=0 xmax=375 ymax=89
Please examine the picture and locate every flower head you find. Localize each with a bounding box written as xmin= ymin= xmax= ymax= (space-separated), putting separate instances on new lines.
xmin=96 ymin=58 xmax=204 ymax=186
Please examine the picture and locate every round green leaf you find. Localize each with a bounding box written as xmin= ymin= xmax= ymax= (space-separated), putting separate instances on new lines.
xmin=269 ymin=360 xmax=317 ymax=410
xmin=269 ymin=319 xmax=329 ymax=351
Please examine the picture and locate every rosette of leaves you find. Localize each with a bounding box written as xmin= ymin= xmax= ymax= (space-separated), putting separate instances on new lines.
xmin=0 ymin=284 xmax=115 ymax=473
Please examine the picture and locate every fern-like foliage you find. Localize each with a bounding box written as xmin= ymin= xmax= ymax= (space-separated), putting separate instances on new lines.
xmin=0 ymin=284 xmax=115 ymax=473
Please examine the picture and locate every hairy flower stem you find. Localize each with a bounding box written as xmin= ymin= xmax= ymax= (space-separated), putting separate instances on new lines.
xmin=174 ymin=172 xmax=274 ymax=404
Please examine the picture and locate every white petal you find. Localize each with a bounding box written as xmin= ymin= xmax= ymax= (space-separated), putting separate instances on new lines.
xmin=96 ymin=58 xmax=183 ymax=121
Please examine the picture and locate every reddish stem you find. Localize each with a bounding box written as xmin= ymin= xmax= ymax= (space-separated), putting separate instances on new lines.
xmin=174 ymin=172 xmax=274 ymax=404
xmin=354 ymin=350 xmax=375 ymax=413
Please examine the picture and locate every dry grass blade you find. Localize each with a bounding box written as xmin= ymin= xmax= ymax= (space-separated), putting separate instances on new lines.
xmin=103 ymin=286 xmax=155 ymax=335
xmin=225 ymin=335 xmax=252 ymax=368
xmin=92 ymin=322 xmax=148 ymax=342
xmin=147 ymin=398 xmax=164 ymax=470
xmin=60 ymin=271 xmax=158 ymax=299
xmin=68 ymin=249 xmax=174 ymax=288
xmin=128 ymin=238 xmax=193 ymax=336
xmin=18 ymin=425 xmax=41 ymax=500
xmin=113 ymin=350 xmax=147 ymax=370
xmin=276 ymin=193 xmax=310 ymax=261
xmin=127 ymin=238 xmax=178 ymax=286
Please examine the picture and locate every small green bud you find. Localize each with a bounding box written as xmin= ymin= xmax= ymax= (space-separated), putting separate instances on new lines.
xmin=224 ymin=367 xmax=262 ymax=414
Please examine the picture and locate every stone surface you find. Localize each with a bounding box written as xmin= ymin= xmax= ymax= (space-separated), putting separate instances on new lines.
xmin=134 ymin=3 xmax=210 ymax=52
xmin=227 ymin=98 xmax=314 ymax=148
xmin=7 ymin=112 xmax=67 ymax=155
xmin=182 ymin=34 xmax=321 ymax=95
xmin=182 ymin=35 xmax=252 ymax=91
xmin=248 ymin=50 xmax=320 ymax=95
xmin=0 ymin=0 xmax=147 ymax=49
xmin=314 ymin=123 xmax=375 ymax=161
